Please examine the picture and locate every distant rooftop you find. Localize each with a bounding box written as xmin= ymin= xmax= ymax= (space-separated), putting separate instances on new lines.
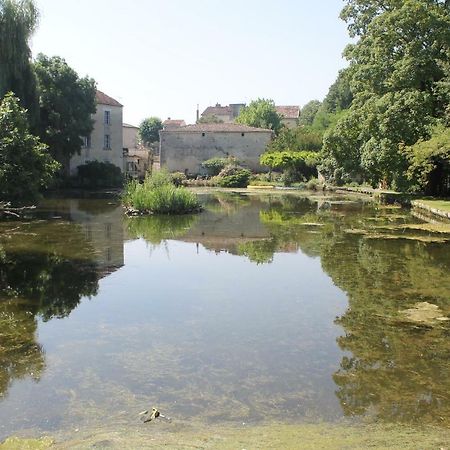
xmin=276 ymin=105 xmax=300 ymax=119
xmin=163 ymin=119 xmax=186 ymax=127
xmin=162 ymin=123 xmax=273 ymax=133
xmin=201 ymin=105 xmax=232 ymax=117
xmin=96 ymin=90 xmax=123 ymax=107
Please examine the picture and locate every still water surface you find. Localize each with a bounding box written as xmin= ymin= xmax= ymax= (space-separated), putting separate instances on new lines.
xmin=0 ymin=191 xmax=449 ymax=439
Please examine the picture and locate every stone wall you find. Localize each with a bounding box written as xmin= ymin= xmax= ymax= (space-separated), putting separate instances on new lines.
xmin=160 ymin=130 xmax=272 ymax=174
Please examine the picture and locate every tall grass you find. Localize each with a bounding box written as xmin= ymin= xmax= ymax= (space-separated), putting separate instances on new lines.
xmin=123 ymin=170 xmax=201 ymax=214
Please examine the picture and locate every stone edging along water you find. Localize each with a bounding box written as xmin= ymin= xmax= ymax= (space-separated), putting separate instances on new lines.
xmin=411 ymin=200 xmax=450 ymax=220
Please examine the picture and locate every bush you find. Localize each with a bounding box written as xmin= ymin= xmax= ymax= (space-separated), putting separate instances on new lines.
xmin=306 ymin=178 xmax=321 ymax=190
xmin=216 ymin=165 xmax=252 ymax=188
xmin=201 ymin=156 xmax=238 ymax=176
xmin=170 ymin=171 xmax=187 ymax=187
xmin=75 ymin=161 xmax=123 ymax=188
xmin=123 ymin=171 xmax=201 ymax=214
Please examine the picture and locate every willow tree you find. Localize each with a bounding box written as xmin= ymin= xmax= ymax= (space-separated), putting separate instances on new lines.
xmin=0 ymin=0 xmax=39 ymax=126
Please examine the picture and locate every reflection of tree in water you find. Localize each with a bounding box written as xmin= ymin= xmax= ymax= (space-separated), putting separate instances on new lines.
xmin=323 ymin=238 xmax=450 ymax=426
xmin=126 ymin=214 xmax=198 ymax=245
xmin=0 ymin=300 xmax=45 ymax=399
xmin=256 ymin=196 xmax=450 ymax=425
xmin=0 ymin=221 xmax=103 ymax=398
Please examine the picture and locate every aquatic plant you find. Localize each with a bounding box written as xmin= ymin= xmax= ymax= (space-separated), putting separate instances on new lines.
xmin=123 ymin=170 xmax=201 ymax=215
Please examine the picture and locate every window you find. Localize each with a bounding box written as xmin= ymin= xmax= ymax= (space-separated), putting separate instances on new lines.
xmin=104 ymin=134 xmax=111 ymax=150
xmin=201 ymin=132 xmax=206 ymax=137
xmin=241 ymin=133 xmax=245 ymax=137
xmin=104 ymin=110 xmax=111 ymax=125
xmin=82 ymin=135 xmax=91 ymax=148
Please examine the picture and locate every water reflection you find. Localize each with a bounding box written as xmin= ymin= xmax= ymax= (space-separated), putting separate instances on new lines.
xmin=0 ymin=199 xmax=124 ymax=399
xmin=0 ymin=192 xmax=449 ymax=438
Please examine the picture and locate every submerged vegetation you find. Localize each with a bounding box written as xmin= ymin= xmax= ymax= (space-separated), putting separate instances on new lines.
xmin=123 ymin=170 xmax=202 ymax=215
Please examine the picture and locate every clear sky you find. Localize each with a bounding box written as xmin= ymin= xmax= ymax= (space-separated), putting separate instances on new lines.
xmin=31 ymin=0 xmax=351 ymax=126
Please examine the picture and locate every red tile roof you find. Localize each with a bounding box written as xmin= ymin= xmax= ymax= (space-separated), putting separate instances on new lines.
xmin=96 ymin=90 xmax=123 ymax=107
xmin=162 ymin=123 xmax=273 ymax=133
xmin=201 ymin=105 xmax=232 ymax=117
xmin=163 ymin=119 xmax=186 ymax=127
xmin=276 ymin=105 xmax=300 ymax=119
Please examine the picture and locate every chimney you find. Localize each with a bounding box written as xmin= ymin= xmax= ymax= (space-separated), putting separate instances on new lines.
xmin=196 ymin=104 xmax=199 ymax=122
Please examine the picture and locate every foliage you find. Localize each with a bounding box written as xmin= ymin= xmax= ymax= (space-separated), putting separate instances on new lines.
xmin=267 ymin=126 xmax=323 ymax=153
xmin=0 ymin=93 xmax=59 ymax=203
xmin=34 ymin=53 xmax=97 ymax=165
xmin=260 ymin=151 xmax=319 ymax=185
xmin=74 ymin=161 xmax=123 ymax=188
xmin=123 ymin=170 xmax=201 ymax=214
xmin=197 ymin=114 xmax=223 ymax=124
xmin=403 ymin=125 xmax=450 ymax=195
xmin=236 ymin=98 xmax=282 ymax=133
xmin=321 ymin=68 xmax=354 ymax=113
xmin=170 ymin=171 xmax=187 ymax=187
xmin=216 ymin=165 xmax=252 ymax=188
xmin=237 ymin=239 xmax=278 ymax=264
xmin=322 ymin=0 xmax=450 ymax=188
xmin=0 ymin=0 xmax=39 ymax=127
xmin=298 ymin=100 xmax=322 ymax=126
xmin=139 ymin=117 xmax=163 ymax=145
xmin=201 ymin=156 xmax=238 ymax=176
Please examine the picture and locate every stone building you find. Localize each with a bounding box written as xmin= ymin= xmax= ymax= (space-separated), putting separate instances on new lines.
xmin=163 ymin=118 xmax=186 ymax=129
xmin=123 ymin=123 xmax=152 ymax=180
xmin=70 ymin=90 xmax=124 ymax=175
xmin=275 ymin=106 xmax=300 ymax=128
xmin=160 ymin=123 xmax=273 ymax=175
xmin=200 ymin=104 xmax=245 ymax=123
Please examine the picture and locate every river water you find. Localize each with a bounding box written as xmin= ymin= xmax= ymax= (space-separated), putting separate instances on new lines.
xmin=0 ymin=191 xmax=449 ymax=440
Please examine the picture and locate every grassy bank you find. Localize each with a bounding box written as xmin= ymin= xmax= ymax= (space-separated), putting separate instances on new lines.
xmin=2 ymin=422 xmax=449 ymax=449
xmin=123 ymin=171 xmax=201 ymax=215
xmin=417 ymin=198 xmax=450 ymax=213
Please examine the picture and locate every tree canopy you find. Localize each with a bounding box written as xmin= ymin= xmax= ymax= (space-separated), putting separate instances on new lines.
xmin=139 ymin=117 xmax=163 ymax=145
xmin=34 ymin=54 xmax=97 ymax=168
xmin=298 ymin=100 xmax=322 ymax=126
xmin=0 ymin=0 xmax=40 ymax=126
xmin=322 ymin=0 xmax=450 ymax=189
xmin=0 ymin=93 xmax=59 ymax=203
xmin=236 ymin=98 xmax=282 ymax=133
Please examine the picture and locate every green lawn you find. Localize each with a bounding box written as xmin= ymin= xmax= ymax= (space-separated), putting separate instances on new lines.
xmin=417 ymin=198 xmax=450 ymax=213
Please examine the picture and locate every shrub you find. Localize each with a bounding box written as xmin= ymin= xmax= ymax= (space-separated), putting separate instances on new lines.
xmin=202 ymin=156 xmax=238 ymax=176
xmin=306 ymin=178 xmax=321 ymax=190
xmin=123 ymin=171 xmax=201 ymax=214
xmin=216 ymin=166 xmax=252 ymax=188
xmin=170 ymin=171 xmax=187 ymax=187
xmin=75 ymin=161 xmax=123 ymax=188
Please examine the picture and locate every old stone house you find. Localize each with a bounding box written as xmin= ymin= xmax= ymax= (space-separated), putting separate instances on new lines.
xmin=122 ymin=123 xmax=152 ymax=180
xmin=70 ymin=90 xmax=124 ymax=175
xmin=159 ymin=123 xmax=273 ymax=175
xmin=275 ymin=106 xmax=300 ymax=128
xmin=163 ymin=118 xmax=186 ymax=129
xmin=200 ymin=104 xmax=245 ymax=123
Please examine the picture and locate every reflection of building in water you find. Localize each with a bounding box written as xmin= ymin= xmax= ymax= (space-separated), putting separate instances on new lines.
xmin=68 ymin=200 xmax=124 ymax=275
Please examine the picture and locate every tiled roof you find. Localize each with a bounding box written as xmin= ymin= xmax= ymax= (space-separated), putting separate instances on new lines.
xmin=201 ymin=106 xmax=232 ymax=117
xmin=96 ymin=90 xmax=123 ymax=107
xmin=162 ymin=123 xmax=273 ymax=133
xmin=123 ymin=123 xmax=138 ymax=128
xmin=163 ymin=119 xmax=186 ymax=127
xmin=276 ymin=105 xmax=300 ymax=119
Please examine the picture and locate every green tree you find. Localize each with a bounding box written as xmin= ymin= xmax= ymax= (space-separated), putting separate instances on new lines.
xmin=323 ymin=0 xmax=450 ymax=187
xmin=139 ymin=117 xmax=163 ymax=145
xmin=34 ymin=54 xmax=97 ymax=169
xmin=0 ymin=92 xmax=59 ymax=203
xmin=321 ymin=69 xmax=353 ymax=113
xmin=236 ymin=98 xmax=282 ymax=133
xmin=0 ymin=0 xmax=40 ymax=126
xmin=298 ymin=100 xmax=322 ymax=126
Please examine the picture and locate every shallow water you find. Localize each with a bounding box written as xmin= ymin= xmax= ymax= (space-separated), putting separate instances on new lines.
xmin=0 ymin=192 xmax=449 ymax=440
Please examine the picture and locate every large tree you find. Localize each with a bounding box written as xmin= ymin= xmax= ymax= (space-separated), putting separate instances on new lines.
xmin=236 ymin=98 xmax=282 ymax=133
xmin=0 ymin=93 xmax=59 ymax=203
xmin=298 ymin=100 xmax=322 ymax=126
xmin=139 ymin=117 xmax=163 ymax=145
xmin=322 ymin=0 xmax=450 ymax=188
xmin=34 ymin=54 xmax=97 ymax=168
xmin=0 ymin=0 xmax=40 ymax=126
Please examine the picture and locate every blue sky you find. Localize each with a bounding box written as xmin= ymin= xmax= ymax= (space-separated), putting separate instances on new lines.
xmin=31 ymin=0 xmax=351 ymax=125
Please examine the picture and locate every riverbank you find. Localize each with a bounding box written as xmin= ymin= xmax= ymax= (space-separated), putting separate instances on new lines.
xmin=1 ymin=422 xmax=449 ymax=449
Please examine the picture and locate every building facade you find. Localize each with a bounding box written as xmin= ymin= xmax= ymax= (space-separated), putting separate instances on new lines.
xmin=200 ymin=104 xmax=245 ymax=123
xmin=160 ymin=123 xmax=273 ymax=175
xmin=70 ymin=90 xmax=124 ymax=175
xmin=275 ymin=106 xmax=300 ymax=128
